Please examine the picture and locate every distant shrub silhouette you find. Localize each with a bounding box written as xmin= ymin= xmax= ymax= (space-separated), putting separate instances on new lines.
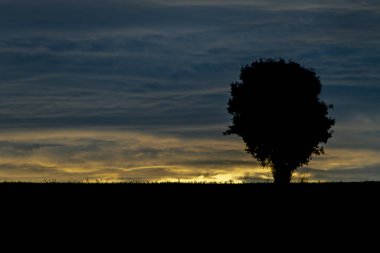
xmin=224 ymin=59 xmax=335 ymax=184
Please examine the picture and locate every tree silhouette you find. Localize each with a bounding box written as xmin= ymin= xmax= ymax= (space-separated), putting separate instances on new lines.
xmin=224 ymin=59 xmax=335 ymax=184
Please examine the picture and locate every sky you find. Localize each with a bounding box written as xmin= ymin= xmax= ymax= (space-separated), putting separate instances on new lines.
xmin=0 ymin=0 xmax=380 ymax=182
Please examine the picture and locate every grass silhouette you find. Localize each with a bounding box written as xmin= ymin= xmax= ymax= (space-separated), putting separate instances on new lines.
xmin=2 ymin=181 xmax=378 ymax=227
xmin=2 ymin=181 xmax=379 ymax=204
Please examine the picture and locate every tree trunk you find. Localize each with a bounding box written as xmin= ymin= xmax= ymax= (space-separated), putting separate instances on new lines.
xmin=272 ymin=166 xmax=293 ymax=184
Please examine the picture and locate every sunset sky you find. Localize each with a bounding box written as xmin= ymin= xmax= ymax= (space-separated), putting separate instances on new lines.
xmin=0 ymin=0 xmax=380 ymax=182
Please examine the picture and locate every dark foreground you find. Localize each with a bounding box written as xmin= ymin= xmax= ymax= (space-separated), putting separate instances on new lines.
xmin=2 ymin=182 xmax=379 ymax=206
xmin=1 ymin=182 xmax=379 ymax=237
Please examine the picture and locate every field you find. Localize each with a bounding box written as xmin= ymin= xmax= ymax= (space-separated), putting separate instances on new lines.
xmin=2 ymin=182 xmax=379 ymax=232
xmin=2 ymin=182 xmax=379 ymax=206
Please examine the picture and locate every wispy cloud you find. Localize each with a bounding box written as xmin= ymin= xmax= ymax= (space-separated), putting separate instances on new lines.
xmin=0 ymin=129 xmax=378 ymax=182
xmin=0 ymin=0 xmax=379 ymax=181
xmin=0 ymin=129 xmax=255 ymax=182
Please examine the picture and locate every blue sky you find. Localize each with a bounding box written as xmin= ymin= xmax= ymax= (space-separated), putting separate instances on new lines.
xmin=0 ymin=0 xmax=379 ymax=182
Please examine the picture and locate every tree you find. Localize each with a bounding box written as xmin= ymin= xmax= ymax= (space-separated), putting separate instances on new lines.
xmin=224 ymin=59 xmax=335 ymax=184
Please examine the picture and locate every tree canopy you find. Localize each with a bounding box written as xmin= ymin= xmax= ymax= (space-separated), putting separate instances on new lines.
xmin=224 ymin=59 xmax=335 ymax=184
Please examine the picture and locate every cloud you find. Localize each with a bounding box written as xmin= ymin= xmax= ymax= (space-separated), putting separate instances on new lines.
xmin=0 ymin=129 xmax=255 ymax=182
xmin=298 ymin=166 xmax=380 ymax=182
xmin=0 ymin=129 xmax=379 ymax=182
xmin=0 ymin=0 xmax=379 ymax=181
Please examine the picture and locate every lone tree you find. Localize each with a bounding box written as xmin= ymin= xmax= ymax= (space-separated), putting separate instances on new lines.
xmin=224 ymin=59 xmax=335 ymax=184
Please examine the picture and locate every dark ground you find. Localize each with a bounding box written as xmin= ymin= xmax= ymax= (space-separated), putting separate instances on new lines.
xmin=1 ymin=182 xmax=378 ymax=243
xmin=2 ymin=182 xmax=379 ymax=207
